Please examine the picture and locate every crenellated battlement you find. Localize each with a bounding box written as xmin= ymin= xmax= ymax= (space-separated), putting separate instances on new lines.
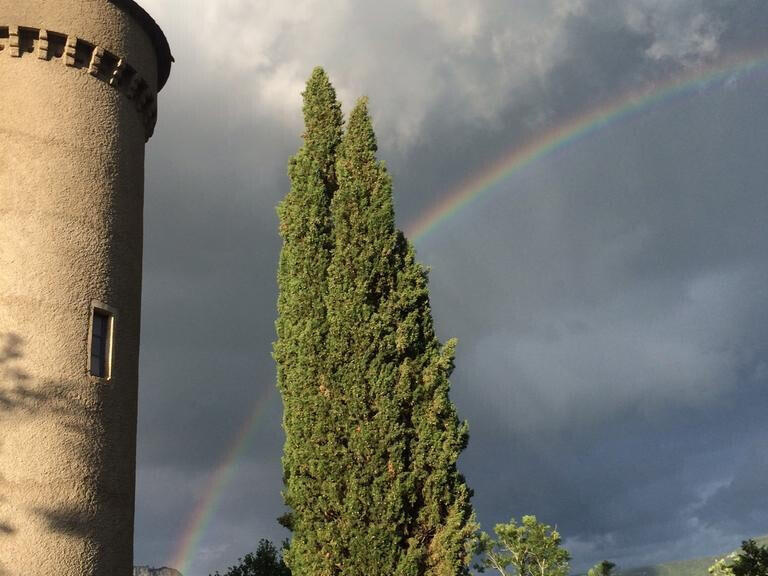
xmin=0 ymin=25 xmax=158 ymax=139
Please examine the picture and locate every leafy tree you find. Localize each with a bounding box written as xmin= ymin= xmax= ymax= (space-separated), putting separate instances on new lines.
xmin=588 ymin=561 xmax=616 ymax=576
xmin=709 ymin=553 xmax=737 ymax=576
xmin=476 ymin=515 xmax=571 ymax=576
xmin=211 ymin=539 xmax=291 ymax=576
xmin=732 ymin=540 xmax=768 ymax=576
xmin=275 ymin=70 xmax=476 ymax=575
xmin=273 ymin=67 xmax=343 ymax=574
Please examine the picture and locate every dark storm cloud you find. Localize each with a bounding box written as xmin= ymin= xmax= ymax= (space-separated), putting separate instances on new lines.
xmin=135 ymin=14 xmax=297 ymax=566
xmin=134 ymin=1 xmax=768 ymax=573
xmin=699 ymin=442 xmax=768 ymax=534
xmin=426 ymin=71 xmax=768 ymax=567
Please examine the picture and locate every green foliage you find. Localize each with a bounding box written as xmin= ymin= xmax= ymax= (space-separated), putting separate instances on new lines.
xmin=476 ymin=515 xmax=571 ymax=576
xmin=731 ymin=540 xmax=768 ymax=576
xmin=708 ymin=541 xmax=768 ymax=576
xmin=210 ymin=539 xmax=291 ymax=576
xmin=275 ymin=70 xmax=476 ymax=576
xmin=588 ymin=560 xmax=617 ymax=576
xmin=709 ymin=553 xmax=738 ymax=576
xmin=274 ymin=66 xmax=343 ymax=576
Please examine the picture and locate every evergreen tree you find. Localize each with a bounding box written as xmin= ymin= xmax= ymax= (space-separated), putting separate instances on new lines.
xmin=276 ymin=71 xmax=475 ymax=576
xmin=274 ymin=67 xmax=343 ymax=576
xmin=588 ymin=561 xmax=617 ymax=576
xmin=732 ymin=540 xmax=768 ymax=576
xmin=325 ymin=98 xmax=476 ymax=575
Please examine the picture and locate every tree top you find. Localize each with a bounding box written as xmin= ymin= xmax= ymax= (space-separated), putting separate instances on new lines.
xmin=299 ymin=66 xmax=343 ymax=182
xmin=343 ymin=97 xmax=378 ymax=158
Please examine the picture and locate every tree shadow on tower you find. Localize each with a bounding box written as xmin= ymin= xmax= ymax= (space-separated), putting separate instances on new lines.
xmin=0 ymin=332 xmax=43 ymax=575
xmin=0 ymin=332 xmax=95 ymax=574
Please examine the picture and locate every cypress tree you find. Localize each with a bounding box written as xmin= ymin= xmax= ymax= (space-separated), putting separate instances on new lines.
xmin=277 ymin=71 xmax=475 ymax=576
xmin=274 ymin=67 xmax=344 ymax=576
xmin=325 ymin=98 xmax=476 ymax=576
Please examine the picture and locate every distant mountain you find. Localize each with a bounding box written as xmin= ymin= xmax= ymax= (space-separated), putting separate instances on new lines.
xmin=616 ymin=535 xmax=768 ymax=576
xmin=133 ymin=567 xmax=183 ymax=576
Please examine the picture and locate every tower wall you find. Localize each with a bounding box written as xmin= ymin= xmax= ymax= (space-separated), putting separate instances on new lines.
xmin=0 ymin=1 xmax=170 ymax=574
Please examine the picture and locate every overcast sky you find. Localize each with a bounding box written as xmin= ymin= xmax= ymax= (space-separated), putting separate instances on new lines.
xmin=134 ymin=1 xmax=768 ymax=574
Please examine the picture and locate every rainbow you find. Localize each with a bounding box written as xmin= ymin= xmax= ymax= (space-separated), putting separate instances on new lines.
xmin=168 ymin=48 xmax=768 ymax=575
xmin=169 ymin=384 xmax=274 ymax=575
xmin=406 ymin=49 xmax=768 ymax=242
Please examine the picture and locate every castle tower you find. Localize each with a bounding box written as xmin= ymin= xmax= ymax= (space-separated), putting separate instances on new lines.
xmin=0 ymin=1 xmax=171 ymax=574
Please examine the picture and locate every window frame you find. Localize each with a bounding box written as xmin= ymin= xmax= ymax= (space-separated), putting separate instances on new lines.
xmin=87 ymin=301 xmax=117 ymax=380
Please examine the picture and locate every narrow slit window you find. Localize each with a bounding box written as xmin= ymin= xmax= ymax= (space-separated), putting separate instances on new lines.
xmin=90 ymin=309 xmax=112 ymax=378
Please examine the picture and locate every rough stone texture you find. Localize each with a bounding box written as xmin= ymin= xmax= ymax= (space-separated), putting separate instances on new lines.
xmin=133 ymin=567 xmax=183 ymax=576
xmin=0 ymin=1 xmax=169 ymax=574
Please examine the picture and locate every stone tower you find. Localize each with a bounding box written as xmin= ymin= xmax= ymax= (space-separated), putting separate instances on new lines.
xmin=0 ymin=1 xmax=171 ymax=574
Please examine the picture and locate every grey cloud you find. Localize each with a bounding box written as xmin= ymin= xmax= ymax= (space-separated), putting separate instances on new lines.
xmin=623 ymin=0 xmax=725 ymax=62
xmin=173 ymin=0 xmax=584 ymax=147
xmin=697 ymin=443 xmax=768 ymax=534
